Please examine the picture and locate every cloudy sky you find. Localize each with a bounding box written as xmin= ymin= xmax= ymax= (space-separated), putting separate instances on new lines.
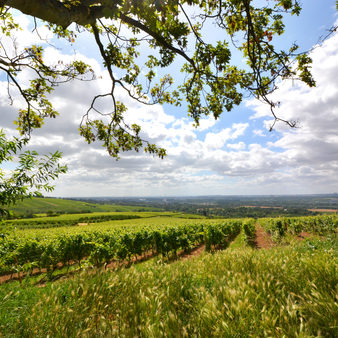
xmin=1 ymin=1 xmax=338 ymax=197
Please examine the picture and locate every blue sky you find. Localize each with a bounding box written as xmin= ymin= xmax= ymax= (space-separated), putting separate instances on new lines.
xmin=1 ymin=1 xmax=338 ymax=197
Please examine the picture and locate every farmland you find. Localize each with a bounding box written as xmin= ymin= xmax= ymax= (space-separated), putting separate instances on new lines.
xmin=6 ymin=197 xmax=163 ymax=218
xmin=1 ymin=211 xmax=197 ymax=230
xmin=0 ymin=211 xmax=337 ymax=336
xmin=0 ymin=214 xmax=241 ymax=276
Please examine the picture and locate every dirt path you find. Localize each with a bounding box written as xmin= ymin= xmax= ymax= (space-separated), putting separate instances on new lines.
xmin=254 ymin=226 xmax=275 ymax=249
xmin=176 ymin=244 xmax=206 ymax=261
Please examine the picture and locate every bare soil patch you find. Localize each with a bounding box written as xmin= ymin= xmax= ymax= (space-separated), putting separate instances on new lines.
xmin=0 ymin=267 xmax=48 ymax=285
xmin=254 ymin=226 xmax=275 ymax=249
xmin=176 ymin=244 xmax=205 ymax=261
xmin=308 ymin=209 xmax=337 ymax=213
xmin=297 ymin=231 xmax=313 ymax=240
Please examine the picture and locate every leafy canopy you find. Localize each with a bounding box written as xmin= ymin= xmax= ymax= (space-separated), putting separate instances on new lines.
xmin=0 ymin=130 xmax=67 ymax=216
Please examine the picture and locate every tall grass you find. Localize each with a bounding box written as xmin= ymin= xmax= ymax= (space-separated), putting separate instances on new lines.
xmin=1 ymin=237 xmax=336 ymax=337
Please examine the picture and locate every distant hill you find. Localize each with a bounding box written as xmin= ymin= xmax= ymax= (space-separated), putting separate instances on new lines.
xmin=6 ymin=197 xmax=161 ymax=217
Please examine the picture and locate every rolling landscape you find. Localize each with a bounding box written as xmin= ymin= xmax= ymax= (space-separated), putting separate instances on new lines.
xmin=0 ymin=196 xmax=337 ymax=336
xmin=1 ymin=1 xmax=338 ymax=337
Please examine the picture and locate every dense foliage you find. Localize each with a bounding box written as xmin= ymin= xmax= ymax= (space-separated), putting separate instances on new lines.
xmin=0 ymin=131 xmax=67 ymax=217
xmin=0 ymin=218 xmax=242 ymax=277
xmin=260 ymin=215 xmax=337 ymax=240
xmin=242 ymin=218 xmax=256 ymax=246
xmin=1 ymin=1 xmax=327 ymax=164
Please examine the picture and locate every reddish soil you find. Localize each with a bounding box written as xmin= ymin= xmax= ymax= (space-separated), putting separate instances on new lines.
xmin=0 ymin=260 xmax=70 ymax=285
xmin=105 ymin=250 xmax=156 ymax=270
xmin=297 ymin=231 xmax=313 ymax=240
xmin=254 ymin=226 xmax=275 ymax=249
xmin=106 ymin=244 xmax=206 ymax=269
xmin=0 ymin=268 xmax=45 ymax=285
xmin=178 ymin=244 xmax=206 ymax=261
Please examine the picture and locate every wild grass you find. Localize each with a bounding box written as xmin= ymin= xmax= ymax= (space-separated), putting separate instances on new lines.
xmin=1 ymin=236 xmax=336 ymax=337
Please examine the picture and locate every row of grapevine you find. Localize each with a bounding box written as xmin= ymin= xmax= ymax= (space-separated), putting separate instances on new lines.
xmin=260 ymin=215 xmax=337 ymax=239
xmin=2 ymin=214 xmax=142 ymax=229
xmin=242 ymin=219 xmax=256 ymax=246
xmin=0 ymin=220 xmax=242 ymax=277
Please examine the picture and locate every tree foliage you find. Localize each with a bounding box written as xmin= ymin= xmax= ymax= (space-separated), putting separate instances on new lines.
xmin=0 ymin=0 xmax=336 ymax=209
xmin=0 ymin=130 xmax=67 ymax=216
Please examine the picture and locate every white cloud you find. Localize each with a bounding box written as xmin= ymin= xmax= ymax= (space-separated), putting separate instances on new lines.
xmin=253 ymin=129 xmax=265 ymax=137
xmin=227 ymin=142 xmax=246 ymax=150
xmin=204 ymin=123 xmax=248 ymax=150
xmin=1 ymin=16 xmax=338 ymax=196
xmin=204 ymin=128 xmax=232 ymax=150
xmin=245 ymin=26 xmax=338 ymax=192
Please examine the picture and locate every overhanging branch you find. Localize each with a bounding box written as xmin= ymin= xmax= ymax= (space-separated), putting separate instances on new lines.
xmin=1 ymin=0 xmax=118 ymax=28
xmin=119 ymin=13 xmax=196 ymax=68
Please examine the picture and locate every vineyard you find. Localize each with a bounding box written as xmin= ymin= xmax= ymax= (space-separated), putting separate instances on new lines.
xmin=2 ymin=210 xmax=203 ymax=229
xmin=0 ymin=213 xmax=337 ymax=336
xmin=260 ymin=214 xmax=338 ymax=239
xmin=1 ymin=211 xmax=161 ymax=230
xmin=0 ymin=216 xmax=242 ymax=277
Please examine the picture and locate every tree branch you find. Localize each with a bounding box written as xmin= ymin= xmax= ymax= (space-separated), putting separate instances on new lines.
xmin=2 ymin=0 xmax=118 ymax=28
xmin=119 ymin=13 xmax=196 ymax=68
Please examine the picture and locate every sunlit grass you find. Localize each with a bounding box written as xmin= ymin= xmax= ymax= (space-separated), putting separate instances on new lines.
xmin=1 ymin=236 xmax=336 ymax=337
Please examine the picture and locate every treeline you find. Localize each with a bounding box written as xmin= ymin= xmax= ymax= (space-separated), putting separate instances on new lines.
xmin=144 ymin=205 xmax=317 ymax=218
xmin=84 ymin=200 xmax=319 ymax=218
xmin=87 ymin=194 xmax=338 ymax=212
xmin=195 ymin=207 xmax=317 ymax=218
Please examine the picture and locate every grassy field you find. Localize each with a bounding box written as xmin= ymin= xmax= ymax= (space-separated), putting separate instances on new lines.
xmin=0 ymin=235 xmax=336 ymax=336
xmin=0 ymin=214 xmax=337 ymax=336
xmin=6 ymin=197 xmax=162 ymax=216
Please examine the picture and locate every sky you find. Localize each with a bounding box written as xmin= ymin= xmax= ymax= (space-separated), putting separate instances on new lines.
xmin=1 ymin=0 xmax=338 ymax=197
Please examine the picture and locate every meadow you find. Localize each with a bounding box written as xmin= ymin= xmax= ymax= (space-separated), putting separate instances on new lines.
xmin=0 ymin=211 xmax=337 ymax=337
